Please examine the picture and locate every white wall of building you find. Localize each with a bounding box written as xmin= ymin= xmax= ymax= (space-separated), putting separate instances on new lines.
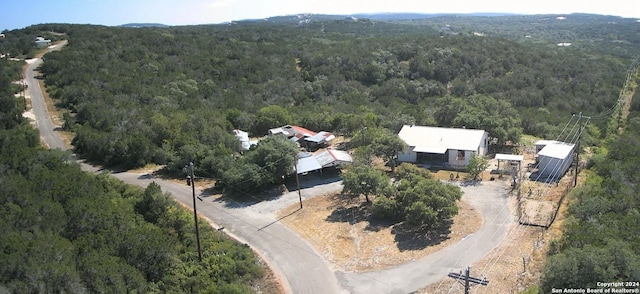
xmin=398 ymin=147 xmax=417 ymax=162
xmin=447 ymin=150 xmax=476 ymax=168
xmin=538 ymin=154 xmax=572 ymax=179
xmin=478 ymin=132 xmax=489 ymax=156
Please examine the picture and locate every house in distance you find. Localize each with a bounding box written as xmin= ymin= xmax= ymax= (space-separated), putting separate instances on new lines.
xmin=397 ymin=125 xmax=489 ymax=169
xmin=269 ymin=125 xmax=334 ymax=151
xmin=34 ymin=36 xmax=51 ymax=47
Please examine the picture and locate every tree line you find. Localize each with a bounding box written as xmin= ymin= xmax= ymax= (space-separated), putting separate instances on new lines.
xmin=540 ymin=116 xmax=640 ymax=291
xmin=1 ymin=18 xmax=627 ymax=176
xmin=0 ymin=61 xmax=273 ymax=293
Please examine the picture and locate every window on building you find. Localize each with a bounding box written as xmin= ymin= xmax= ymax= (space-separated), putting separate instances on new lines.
xmin=457 ymin=150 xmax=465 ymax=161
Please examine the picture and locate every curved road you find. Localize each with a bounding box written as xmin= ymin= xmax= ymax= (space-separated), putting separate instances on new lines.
xmin=25 ymin=40 xmax=68 ymax=150
xmin=26 ymin=43 xmax=513 ymax=294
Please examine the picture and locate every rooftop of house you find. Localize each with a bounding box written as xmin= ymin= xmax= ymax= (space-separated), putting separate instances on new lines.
xmin=269 ymin=125 xmax=317 ymax=138
xmin=398 ymin=125 xmax=487 ymax=153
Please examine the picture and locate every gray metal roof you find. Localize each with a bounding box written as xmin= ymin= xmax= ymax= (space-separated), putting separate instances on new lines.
xmin=296 ymin=149 xmax=353 ymax=174
xmin=314 ymin=149 xmax=353 ymax=167
xmin=296 ymin=156 xmax=322 ymax=174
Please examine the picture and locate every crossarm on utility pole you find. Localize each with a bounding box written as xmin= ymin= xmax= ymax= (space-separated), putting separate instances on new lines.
xmin=447 ymin=267 xmax=488 ymax=294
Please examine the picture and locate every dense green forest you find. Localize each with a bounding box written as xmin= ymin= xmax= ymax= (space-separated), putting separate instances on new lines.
xmin=540 ymin=116 xmax=640 ymax=291
xmin=0 ymin=63 xmax=270 ymax=293
xmin=2 ymin=15 xmax=635 ymax=177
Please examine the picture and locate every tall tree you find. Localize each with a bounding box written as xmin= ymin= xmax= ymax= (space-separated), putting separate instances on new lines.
xmin=341 ymin=165 xmax=390 ymax=203
xmin=370 ymin=130 xmax=407 ymax=171
xmin=253 ymin=105 xmax=293 ymax=135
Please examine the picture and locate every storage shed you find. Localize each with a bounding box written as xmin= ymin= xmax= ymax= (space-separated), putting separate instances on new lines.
xmin=536 ymin=142 xmax=575 ymax=180
xmin=295 ymin=149 xmax=352 ymax=175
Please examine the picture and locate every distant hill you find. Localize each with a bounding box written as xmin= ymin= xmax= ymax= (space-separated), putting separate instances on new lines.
xmin=350 ymin=12 xmax=517 ymax=20
xmin=240 ymin=12 xmax=518 ymax=25
xmin=119 ymin=23 xmax=169 ymax=28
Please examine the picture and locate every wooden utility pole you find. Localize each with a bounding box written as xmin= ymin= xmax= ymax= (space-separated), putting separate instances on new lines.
xmin=447 ymin=266 xmax=488 ymax=294
xmin=185 ymin=162 xmax=202 ymax=261
xmin=294 ymin=154 xmax=302 ymax=208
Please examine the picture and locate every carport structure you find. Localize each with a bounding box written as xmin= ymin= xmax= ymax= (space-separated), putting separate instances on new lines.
xmin=495 ymin=153 xmax=524 ymax=175
xmin=295 ymin=149 xmax=353 ymax=175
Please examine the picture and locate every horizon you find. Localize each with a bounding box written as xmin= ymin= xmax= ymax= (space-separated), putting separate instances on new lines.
xmin=3 ymin=0 xmax=640 ymax=31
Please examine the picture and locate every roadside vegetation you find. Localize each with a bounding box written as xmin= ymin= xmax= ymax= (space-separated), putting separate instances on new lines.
xmin=540 ymin=115 xmax=640 ymax=291
xmin=0 ymin=63 xmax=275 ymax=293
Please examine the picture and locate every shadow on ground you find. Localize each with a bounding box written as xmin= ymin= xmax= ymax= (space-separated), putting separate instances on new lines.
xmin=325 ymin=195 xmax=452 ymax=251
xmin=213 ymin=185 xmax=288 ymax=209
xmin=325 ymin=201 xmax=371 ymax=225
xmin=284 ymin=168 xmax=341 ymax=191
xmin=391 ymin=220 xmax=452 ymax=251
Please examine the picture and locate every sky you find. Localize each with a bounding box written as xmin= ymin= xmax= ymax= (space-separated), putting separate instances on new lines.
xmin=2 ymin=0 xmax=640 ymax=31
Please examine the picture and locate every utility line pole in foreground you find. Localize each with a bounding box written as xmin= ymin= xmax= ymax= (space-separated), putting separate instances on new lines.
xmin=447 ymin=266 xmax=488 ymax=294
xmin=184 ymin=162 xmax=203 ymax=261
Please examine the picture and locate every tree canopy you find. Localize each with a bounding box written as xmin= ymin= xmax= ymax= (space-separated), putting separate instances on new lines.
xmin=221 ymin=135 xmax=299 ymax=195
xmin=3 ymin=15 xmax=629 ymax=174
xmin=0 ymin=63 xmax=270 ymax=291
xmin=466 ymin=154 xmax=489 ymax=181
xmin=372 ymin=163 xmax=462 ymax=229
xmin=341 ymin=163 xmax=462 ymax=230
xmin=540 ymin=117 xmax=640 ymax=291
xmin=0 ymin=129 xmax=269 ymax=293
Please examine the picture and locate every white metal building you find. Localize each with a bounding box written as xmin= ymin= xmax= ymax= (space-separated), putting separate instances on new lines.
xmin=35 ymin=36 xmax=51 ymax=47
xmin=536 ymin=141 xmax=575 ymax=180
xmin=296 ymin=149 xmax=353 ymax=174
xmin=397 ymin=125 xmax=489 ymax=168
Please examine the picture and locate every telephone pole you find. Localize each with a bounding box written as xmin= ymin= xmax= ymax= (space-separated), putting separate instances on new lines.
xmin=184 ymin=162 xmax=203 ymax=261
xmin=447 ymin=266 xmax=488 ymax=294
xmin=294 ymin=154 xmax=303 ymax=208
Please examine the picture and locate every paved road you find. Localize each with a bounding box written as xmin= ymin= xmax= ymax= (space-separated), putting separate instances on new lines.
xmin=26 ymin=42 xmax=514 ymax=294
xmin=24 ymin=40 xmax=68 ymax=150
xmin=109 ymin=172 xmax=344 ymax=294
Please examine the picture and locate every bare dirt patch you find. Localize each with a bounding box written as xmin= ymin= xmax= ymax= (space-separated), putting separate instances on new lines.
xmin=278 ymin=192 xmax=482 ymax=272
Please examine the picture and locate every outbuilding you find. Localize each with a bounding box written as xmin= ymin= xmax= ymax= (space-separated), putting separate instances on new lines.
xmin=495 ymin=153 xmax=524 ymax=175
xmin=35 ymin=36 xmax=51 ymax=47
xmin=397 ymin=125 xmax=489 ymax=169
xmin=535 ymin=141 xmax=575 ymax=181
xmin=304 ymin=131 xmax=335 ymax=151
xmin=233 ymin=129 xmax=251 ymax=151
xmin=295 ymin=149 xmax=352 ymax=175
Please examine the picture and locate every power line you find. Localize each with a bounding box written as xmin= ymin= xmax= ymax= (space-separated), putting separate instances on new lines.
xmin=441 ymin=57 xmax=638 ymax=294
xmin=447 ymin=266 xmax=488 ymax=294
xmin=471 ymin=114 xmax=591 ymax=293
